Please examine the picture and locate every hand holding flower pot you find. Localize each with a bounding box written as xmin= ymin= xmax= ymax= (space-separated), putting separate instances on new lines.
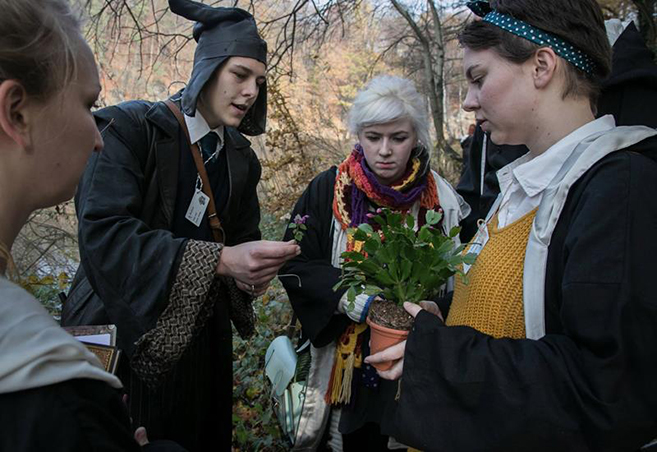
xmin=364 ymin=301 xmax=442 ymax=378
xmin=334 ymin=208 xmax=475 ymax=370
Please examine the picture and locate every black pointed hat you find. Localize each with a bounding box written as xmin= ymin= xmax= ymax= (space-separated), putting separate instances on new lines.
xmin=169 ymin=0 xmax=268 ymax=136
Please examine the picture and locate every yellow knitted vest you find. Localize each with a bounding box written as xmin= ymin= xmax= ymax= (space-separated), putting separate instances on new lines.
xmin=446 ymin=208 xmax=538 ymax=339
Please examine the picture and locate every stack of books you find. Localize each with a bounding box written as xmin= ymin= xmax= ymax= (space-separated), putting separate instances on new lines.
xmin=62 ymin=324 xmax=121 ymax=375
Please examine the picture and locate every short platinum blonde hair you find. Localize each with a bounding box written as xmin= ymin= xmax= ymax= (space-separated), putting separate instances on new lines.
xmin=348 ymin=75 xmax=431 ymax=152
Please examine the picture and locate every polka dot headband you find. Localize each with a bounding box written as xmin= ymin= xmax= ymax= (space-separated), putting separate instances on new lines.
xmin=467 ymin=1 xmax=596 ymax=75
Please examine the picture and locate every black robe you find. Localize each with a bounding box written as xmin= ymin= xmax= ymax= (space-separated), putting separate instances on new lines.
xmin=280 ymin=168 xmax=401 ymax=438
xmin=0 ymin=379 xmax=139 ymax=452
xmin=0 ymin=379 xmax=188 ymax=452
xmin=61 ymin=96 xmax=261 ymax=451
xmin=391 ymin=139 xmax=657 ymax=451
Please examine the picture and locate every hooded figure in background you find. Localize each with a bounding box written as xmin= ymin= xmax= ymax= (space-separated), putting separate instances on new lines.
xmin=61 ymin=1 xmax=300 ymax=450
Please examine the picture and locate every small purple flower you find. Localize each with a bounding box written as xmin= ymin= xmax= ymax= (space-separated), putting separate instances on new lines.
xmin=293 ymin=214 xmax=309 ymax=225
xmin=289 ymin=214 xmax=310 ymax=244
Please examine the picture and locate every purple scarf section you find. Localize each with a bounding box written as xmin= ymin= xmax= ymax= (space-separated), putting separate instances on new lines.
xmin=349 ymin=144 xmax=427 ymax=226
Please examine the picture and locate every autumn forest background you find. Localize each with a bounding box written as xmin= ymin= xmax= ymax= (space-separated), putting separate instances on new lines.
xmin=13 ymin=0 xmax=656 ymax=449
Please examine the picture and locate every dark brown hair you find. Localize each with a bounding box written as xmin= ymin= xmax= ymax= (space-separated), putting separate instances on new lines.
xmin=459 ymin=0 xmax=611 ymax=109
xmin=0 ymin=0 xmax=81 ymax=100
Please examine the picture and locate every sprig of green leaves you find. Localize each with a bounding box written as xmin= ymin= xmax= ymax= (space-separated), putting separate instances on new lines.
xmin=287 ymin=214 xmax=309 ymax=243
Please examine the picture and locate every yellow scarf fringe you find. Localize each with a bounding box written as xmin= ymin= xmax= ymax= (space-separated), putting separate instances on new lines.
xmin=326 ymin=323 xmax=367 ymax=404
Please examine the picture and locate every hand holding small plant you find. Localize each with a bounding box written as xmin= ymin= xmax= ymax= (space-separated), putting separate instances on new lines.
xmin=288 ymin=214 xmax=309 ymax=243
xmin=277 ymin=214 xmax=309 ymax=289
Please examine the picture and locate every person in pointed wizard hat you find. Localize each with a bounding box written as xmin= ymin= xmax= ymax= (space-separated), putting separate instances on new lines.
xmin=61 ymin=1 xmax=300 ymax=449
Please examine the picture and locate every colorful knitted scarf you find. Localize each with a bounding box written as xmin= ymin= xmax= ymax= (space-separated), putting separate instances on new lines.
xmin=333 ymin=144 xmax=439 ymax=231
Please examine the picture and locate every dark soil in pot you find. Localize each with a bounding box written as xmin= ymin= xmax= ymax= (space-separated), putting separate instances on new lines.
xmin=368 ymin=298 xmax=413 ymax=331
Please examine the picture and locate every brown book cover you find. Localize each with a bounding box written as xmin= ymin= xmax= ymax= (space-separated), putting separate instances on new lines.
xmin=83 ymin=343 xmax=121 ymax=375
xmin=62 ymin=325 xmax=121 ymax=375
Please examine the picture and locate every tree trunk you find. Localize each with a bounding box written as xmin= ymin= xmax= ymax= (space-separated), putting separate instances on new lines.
xmin=389 ymin=0 xmax=460 ymax=162
xmin=427 ymin=1 xmax=445 ymax=150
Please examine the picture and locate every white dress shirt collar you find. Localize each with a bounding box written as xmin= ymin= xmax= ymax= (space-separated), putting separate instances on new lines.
xmin=183 ymin=110 xmax=225 ymax=151
xmin=494 ymin=115 xmax=616 ymax=228
xmin=511 ymin=115 xmax=616 ymax=198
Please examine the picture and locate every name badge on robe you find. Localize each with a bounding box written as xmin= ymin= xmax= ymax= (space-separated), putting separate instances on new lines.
xmin=185 ymin=189 xmax=210 ymax=227
xmin=463 ymin=219 xmax=490 ymax=274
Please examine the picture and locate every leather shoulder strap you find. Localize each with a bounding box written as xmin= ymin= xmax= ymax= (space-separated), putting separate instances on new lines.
xmin=163 ymin=99 xmax=224 ymax=243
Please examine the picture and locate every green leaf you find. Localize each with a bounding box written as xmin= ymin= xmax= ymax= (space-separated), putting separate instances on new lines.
xmin=358 ymin=260 xmax=381 ymax=275
xmin=418 ymin=226 xmax=432 ymax=243
xmin=389 ymin=212 xmax=402 ymax=228
xmin=377 ymin=247 xmax=393 ymax=264
xmin=388 ymin=260 xmax=400 ymax=281
xmin=353 ymin=229 xmax=369 ymax=241
xmin=418 ymin=266 xmax=432 ymax=285
xmin=391 ymin=240 xmax=402 ymax=260
xmin=341 ymin=251 xmax=365 ymax=262
xmin=395 ymin=284 xmax=405 ymax=304
xmin=400 ymin=260 xmax=412 ymax=281
xmin=425 ymin=209 xmax=443 ymax=226
xmin=435 ymin=239 xmax=456 ymax=256
xmin=364 ymin=285 xmax=382 ymax=296
xmin=448 ymin=255 xmax=467 ymax=267
xmin=363 ymin=240 xmax=380 ymax=255
xmin=374 ymin=270 xmax=395 ymax=286
xmin=402 ymin=244 xmax=416 ymax=261
xmin=373 ymin=215 xmax=386 ymax=226
xmin=358 ymin=223 xmax=374 ymax=234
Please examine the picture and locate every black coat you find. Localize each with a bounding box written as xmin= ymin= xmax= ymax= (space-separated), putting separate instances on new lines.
xmin=0 ymin=379 xmax=187 ymax=452
xmin=61 ymin=96 xmax=261 ymax=451
xmin=62 ymin=97 xmax=261 ymax=353
xmin=0 ymin=379 xmax=139 ymax=452
xmin=598 ymin=23 xmax=657 ymax=128
xmin=456 ymin=129 xmax=526 ymax=242
xmin=392 ymin=140 xmax=657 ymax=451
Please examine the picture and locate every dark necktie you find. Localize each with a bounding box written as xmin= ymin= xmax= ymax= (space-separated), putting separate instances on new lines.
xmin=199 ymin=131 xmax=218 ymax=162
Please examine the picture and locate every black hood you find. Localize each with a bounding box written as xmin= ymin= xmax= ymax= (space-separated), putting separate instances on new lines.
xmin=603 ymin=22 xmax=657 ymax=89
xmin=598 ymin=22 xmax=657 ymax=128
xmin=169 ymin=0 xmax=268 ymax=136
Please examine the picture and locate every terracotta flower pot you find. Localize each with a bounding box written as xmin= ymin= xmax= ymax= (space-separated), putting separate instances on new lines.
xmin=366 ymin=317 xmax=409 ymax=371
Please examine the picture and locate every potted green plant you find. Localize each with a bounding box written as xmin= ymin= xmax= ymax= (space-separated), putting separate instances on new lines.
xmin=333 ymin=208 xmax=475 ymax=370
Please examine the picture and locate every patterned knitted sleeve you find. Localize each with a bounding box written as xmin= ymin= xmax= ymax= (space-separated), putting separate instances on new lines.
xmin=130 ymin=239 xmax=222 ymax=387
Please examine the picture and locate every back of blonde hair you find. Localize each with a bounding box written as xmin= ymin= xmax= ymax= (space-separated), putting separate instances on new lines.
xmin=0 ymin=0 xmax=81 ymax=100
